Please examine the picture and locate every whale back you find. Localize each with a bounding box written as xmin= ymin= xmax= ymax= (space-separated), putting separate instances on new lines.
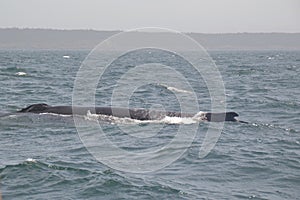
xmin=205 ymin=112 xmax=238 ymax=122
xmin=17 ymin=104 xmax=243 ymax=123
xmin=18 ymin=103 xmax=50 ymax=113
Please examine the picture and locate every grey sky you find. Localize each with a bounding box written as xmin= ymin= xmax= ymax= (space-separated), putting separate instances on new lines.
xmin=0 ymin=0 xmax=299 ymax=33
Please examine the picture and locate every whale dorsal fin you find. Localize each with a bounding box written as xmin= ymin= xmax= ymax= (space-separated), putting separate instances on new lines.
xmin=18 ymin=103 xmax=50 ymax=113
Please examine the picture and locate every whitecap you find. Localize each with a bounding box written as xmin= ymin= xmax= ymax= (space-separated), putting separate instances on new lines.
xmin=158 ymin=83 xmax=193 ymax=94
xmin=161 ymin=116 xmax=197 ymax=124
xmin=81 ymin=111 xmax=203 ymax=125
xmin=39 ymin=113 xmax=71 ymax=118
xmin=84 ymin=110 xmax=100 ymax=121
xmin=15 ymin=72 xmax=27 ymax=76
xmin=25 ymin=158 xmax=37 ymax=163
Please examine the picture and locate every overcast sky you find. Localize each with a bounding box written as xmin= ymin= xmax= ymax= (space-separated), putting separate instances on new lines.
xmin=0 ymin=0 xmax=299 ymax=33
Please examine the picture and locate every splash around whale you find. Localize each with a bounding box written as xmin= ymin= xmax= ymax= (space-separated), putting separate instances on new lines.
xmin=18 ymin=103 xmax=247 ymax=123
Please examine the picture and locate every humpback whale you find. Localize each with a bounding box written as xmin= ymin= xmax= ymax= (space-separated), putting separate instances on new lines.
xmin=18 ymin=103 xmax=246 ymax=123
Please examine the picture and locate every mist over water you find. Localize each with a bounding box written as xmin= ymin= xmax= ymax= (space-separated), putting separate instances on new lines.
xmin=0 ymin=50 xmax=299 ymax=199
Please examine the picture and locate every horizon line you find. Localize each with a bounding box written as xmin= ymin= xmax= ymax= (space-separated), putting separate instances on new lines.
xmin=1 ymin=27 xmax=300 ymax=34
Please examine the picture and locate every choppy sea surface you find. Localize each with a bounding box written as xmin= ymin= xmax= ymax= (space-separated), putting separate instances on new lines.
xmin=0 ymin=50 xmax=299 ymax=199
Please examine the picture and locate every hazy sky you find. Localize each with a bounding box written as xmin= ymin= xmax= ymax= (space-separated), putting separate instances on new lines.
xmin=0 ymin=0 xmax=299 ymax=33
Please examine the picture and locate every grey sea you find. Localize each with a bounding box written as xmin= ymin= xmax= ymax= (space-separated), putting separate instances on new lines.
xmin=0 ymin=50 xmax=299 ymax=199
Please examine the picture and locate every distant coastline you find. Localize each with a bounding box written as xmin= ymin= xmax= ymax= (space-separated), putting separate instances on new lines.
xmin=1 ymin=28 xmax=300 ymax=51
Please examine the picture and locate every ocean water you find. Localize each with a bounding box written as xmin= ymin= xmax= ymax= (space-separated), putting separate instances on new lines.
xmin=0 ymin=49 xmax=299 ymax=199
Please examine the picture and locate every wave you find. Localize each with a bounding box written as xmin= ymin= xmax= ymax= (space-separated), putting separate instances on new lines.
xmin=0 ymin=112 xmax=14 ymax=118
xmin=15 ymin=72 xmax=27 ymax=76
xmin=0 ymin=158 xmax=93 ymax=174
xmin=251 ymin=122 xmax=299 ymax=134
xmin=0 ymin=158 xmax=184 ymax=199
xmin=158 ymin=83 xmax=193 ymax=94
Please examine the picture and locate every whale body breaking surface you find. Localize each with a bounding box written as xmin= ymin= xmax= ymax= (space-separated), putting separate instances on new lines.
xmin=18 ymin=103 xmax=246 ymax=123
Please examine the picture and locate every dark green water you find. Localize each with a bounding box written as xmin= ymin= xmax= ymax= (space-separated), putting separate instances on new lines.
xmin=0 ymin=50 xmax=299 ymax=199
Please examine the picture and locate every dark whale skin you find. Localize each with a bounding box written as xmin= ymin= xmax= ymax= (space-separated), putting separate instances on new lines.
xmin=18 ymin=103 xmax=244 ymax=122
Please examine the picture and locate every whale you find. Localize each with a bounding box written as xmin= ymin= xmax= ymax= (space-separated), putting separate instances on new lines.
xmin=17 ymin=103 xmax=246 ymax=123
